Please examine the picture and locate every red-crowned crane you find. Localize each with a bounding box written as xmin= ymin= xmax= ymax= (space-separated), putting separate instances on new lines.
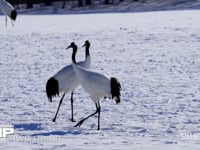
xmin=67 ymin=42 xmax=121 ymax=130
xmin=0 ymin=0 xmax=17 ymax=27
xmin=46 ymin=41 xmax=91 ymax=122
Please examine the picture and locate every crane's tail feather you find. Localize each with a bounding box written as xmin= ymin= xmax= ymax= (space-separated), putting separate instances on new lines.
xmin=111 ymin=77 xmax=121 ymax=104
xmin=46 ymin=77 xmax=59 ymax=102
xmin=11 ymin=9 xmax=17 ymax=21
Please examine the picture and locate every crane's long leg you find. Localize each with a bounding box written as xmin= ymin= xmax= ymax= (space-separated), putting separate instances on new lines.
xmin=5 ymin=16 xmax=7 ymax=27
xmin=97 ymin=102 xmax=101 ymax=130
xmin=52 ymin=93 xmax=66 ymax=122
xmin=70 ymin=91 xmax=76 ymax=122
xmin=75 ymin=102 xmax=101 ymax=130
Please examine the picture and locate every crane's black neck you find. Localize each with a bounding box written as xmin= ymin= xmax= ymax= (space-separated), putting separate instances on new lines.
xmin=72 ymin=46 xmax=77 ymax=64
xmin=85 ymin=46 xmax=90 ymax=58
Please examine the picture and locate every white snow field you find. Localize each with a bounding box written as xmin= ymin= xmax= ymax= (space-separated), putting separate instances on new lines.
xmin=1 ymin=10 xmax=200 ymax=149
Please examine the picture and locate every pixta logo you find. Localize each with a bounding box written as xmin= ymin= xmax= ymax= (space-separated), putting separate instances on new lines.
xmin=0 ymin=125 xmax=14 ymax=138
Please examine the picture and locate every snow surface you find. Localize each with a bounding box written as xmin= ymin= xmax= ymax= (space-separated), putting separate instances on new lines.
xmin=1 ymin=10 xmax=200 ymax=149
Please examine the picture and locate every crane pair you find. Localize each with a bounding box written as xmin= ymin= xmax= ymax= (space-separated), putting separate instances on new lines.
xmin=46 ymin=41 xmax=121 ymax=130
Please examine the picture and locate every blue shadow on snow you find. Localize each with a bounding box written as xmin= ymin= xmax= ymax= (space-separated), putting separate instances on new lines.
xmin=14 ymin=123 xmax=43 ymax=131
xmin=31 ymin=130 xmax=81 ymax=136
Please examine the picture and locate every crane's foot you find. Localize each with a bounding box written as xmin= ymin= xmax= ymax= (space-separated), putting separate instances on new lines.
xmin=70 ymin=118 xmax=76 ymax=122
xmin=52 ymin=118 xmax=56 ymax=122
xmin=74 ymin=120 xmax=84 ymax=127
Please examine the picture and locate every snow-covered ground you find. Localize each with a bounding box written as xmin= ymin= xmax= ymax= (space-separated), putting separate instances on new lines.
xmin=1 ymin=10 xmax=200 ymax=149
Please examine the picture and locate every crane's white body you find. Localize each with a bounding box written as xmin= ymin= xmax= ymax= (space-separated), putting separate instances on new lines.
xmin=72 ymin=63 xmax=110 ymax=102
xmin=0 ymin=0 xmax=17 ymax=26
xmin=54 ymin=56 xmax=91 ymax=93
xmin=0 ymin=0 xmax=14 ymax=16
